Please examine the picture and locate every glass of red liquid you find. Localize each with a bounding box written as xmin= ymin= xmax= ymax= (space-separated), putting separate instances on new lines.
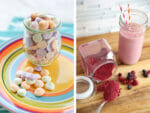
xmin=78 ymin=39 xmax=117 ymax=82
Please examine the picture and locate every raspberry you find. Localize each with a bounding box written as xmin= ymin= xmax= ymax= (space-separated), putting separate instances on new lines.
xmin=133 ymin=75 xmax=137 ymax=80
xmin=148 ymin=70 xmax=150 ymax=74
xmin=131 ymin=70 xmax=136 ymax=75
xmin=118 ymin=75 xmax=123 ymax=82
xmin=122 ymin=79 xmax=127 ymax=84
xmin=132 ymin=79 xmax=138 ymax=86
xmin=127 ymin=80 xmax=132 ymax=85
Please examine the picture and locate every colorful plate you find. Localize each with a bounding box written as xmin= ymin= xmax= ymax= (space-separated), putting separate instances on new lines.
xmin=0 ymin=35 xmax=74 ymax=113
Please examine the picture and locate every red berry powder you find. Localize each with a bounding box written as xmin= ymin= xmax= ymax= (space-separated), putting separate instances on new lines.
xmin=97 ymin=80 xmax=120 ymax=102
xmin=94 ymin=63 xmax=115 ymax=81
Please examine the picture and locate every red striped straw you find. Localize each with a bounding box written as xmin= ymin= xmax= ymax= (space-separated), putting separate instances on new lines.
xmin=120 ymin=5 xmax=127 ymax=24
xmin=128 ymin=4 xmax=131 ymax=24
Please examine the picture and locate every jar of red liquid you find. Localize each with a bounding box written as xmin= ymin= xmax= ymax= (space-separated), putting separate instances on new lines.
xmin=78 ymin=39 xmax=117 ymax=82
xmin=119 ymin=9 xmax=148 ymax=64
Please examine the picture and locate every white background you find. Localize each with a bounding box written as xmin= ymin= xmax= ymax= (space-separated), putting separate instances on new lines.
xmin=77 ymin=0 xmax=150 ymax=37
xmin=0 ymin=0 xmax=74 ymax=30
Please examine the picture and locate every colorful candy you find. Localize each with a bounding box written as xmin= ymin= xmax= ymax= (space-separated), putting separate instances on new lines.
xmin=34 ymin=88 xmax=45 ymax=96
xmin=34 ymin=66 xmax=42 ymax=72
xmin=21 ymin=81 xmax=30 ymax=89
xmin=16 ymin=70 xmax=23 ymax=78
xmin=41 ymin=69 xmax=49 ymax=76
xmin=17 ymin=89 xmax=26 ymax=97
xmin=26 ymin=78 xmax=36 ymax=85
xmin=42 ymin=76 xmax=51 ymax=83
xmin=14 ymin=78 xmax=22 ymax=85
xmin=32 ymin=34 xmax=42 ymax=43
xmin=25 ymin=66 xmax=34 ymax=73
xmin=45 ymin=82 xmax=55 ymax=90
xmin=39 ymin=20 xmax=49 ymax=30
xmin=10 ymin=84 xmax=19 ymax=93
xmin=34 ymin=80 xmax=44 ymax=88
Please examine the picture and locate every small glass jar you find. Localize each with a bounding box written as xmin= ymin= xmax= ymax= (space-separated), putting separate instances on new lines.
xmin=119 ymin=9 xmax=148 ymax=64
xmin=78 ymin=39 xmax=117 ymax=82
xmin=23 ymin=14 xmax=61 ymax=66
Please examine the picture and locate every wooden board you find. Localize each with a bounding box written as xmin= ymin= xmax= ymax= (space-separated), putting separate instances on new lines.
xmin=77 ymin=28 xmax=150 ymax=113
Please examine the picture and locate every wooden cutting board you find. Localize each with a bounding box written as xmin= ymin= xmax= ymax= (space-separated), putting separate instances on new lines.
xmin=77 ymin=28 xmax=150 ymax=113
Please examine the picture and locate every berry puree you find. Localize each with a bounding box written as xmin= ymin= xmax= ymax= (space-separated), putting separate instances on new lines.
xmin=97 ymin=80 xmax=120 ymax=101
xmin=78 ymin=39 xmax=117 ymax=82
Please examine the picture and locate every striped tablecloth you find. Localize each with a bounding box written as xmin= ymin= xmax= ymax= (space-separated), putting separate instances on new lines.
xmin=0 ymin=17 xmax=74 ymax=113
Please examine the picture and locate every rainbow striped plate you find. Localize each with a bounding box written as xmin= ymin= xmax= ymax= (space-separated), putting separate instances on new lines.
xmin=0 ymin=35 xmax=74 ymax=113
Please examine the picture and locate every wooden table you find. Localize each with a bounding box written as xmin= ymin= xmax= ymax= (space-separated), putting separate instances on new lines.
xmin=77 ymin=28 xmax=150 ymax=113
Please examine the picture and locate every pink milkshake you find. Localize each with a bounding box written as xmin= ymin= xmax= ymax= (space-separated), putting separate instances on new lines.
xmin=118 ymin=9 xmax=148 ymax=64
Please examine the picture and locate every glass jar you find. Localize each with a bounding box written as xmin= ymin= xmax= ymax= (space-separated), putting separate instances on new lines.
xmin=78 ymin=39 xmax=117 ymax=82
xmin=119 ymin=9 xmax=148 ymax=64
xmin=23 ymin=14 xmax=61 ymax=66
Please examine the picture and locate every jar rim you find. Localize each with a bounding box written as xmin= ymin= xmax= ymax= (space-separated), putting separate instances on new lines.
xmin=23 ymin=13 xmax=61 ymax=33
xmin=119 ymin=9 xmax=148 ymax=27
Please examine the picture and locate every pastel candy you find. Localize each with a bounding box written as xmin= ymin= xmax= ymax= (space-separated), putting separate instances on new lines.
xmin=46 ymin=37 xmax=55 ymax=52
xmin=35 ymin=17 xmax=43 ymax=23
xmin=10 ymin=84 xmax=19 ymax=93
xmin=25 ymin=78 xmax=36 ymax=85
xmin=52 ymin=40 xmax=59 ymax=51
xmin=27 ymin=74 xmax=41 ymax=80
xmin=42 ymin=76 xmax=51 ymax=83
xmin=41 ymin=69 xmax=49 ymax=76
xmin=34 ymin=80 xmax=44 ymax=88
xmin=39 ymin=20 xmax=49 ymax=30
xmin=36 ymin=49 xmax=47 ymax=57
xmin=25 ymin=66 xmax=34 ymax=73
xmin=21 ymin=81 xmax=30 ymax=89
xmin=14 ymin=78 xmax=22 ymax=85
xmin=34 ymin=88 xmax=45 ymax=96
xmin=45 ymin=82 xmax=55 ymax=90
xmin=37 ymin=40 xmax=47 ymax=49
xmin=31 ymin=12 xmax=38 ymax=20
xmin=34 ymin=66 xmax=42 ymax=72
xmin=16 ymin=70 xmax=23 ymax=78
xmin=25 ymin=37 xmax=34 ymax=47
xmin=32 ymin=33 xmax=42 ymax=43
xmin=46 ymin=52 xmax=54 ymax=60
xmin=48 ymin=20 xmax=56 ymax=29
xmin=26 ymin=19 xmax=32 ymax=27
xmin=30 ymin=21 xmax=39 ymax=30
xmin=42 ymin=33 xmax=53 ymax=40
xmin=17 ymin=89 xmax=26 ymax=97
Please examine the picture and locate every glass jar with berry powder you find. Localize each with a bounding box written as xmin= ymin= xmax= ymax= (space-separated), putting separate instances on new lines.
xmin=78 ymin=39 xmax=117 ymax=82
xmin=23 ymin=13 xmax=61 ymax=66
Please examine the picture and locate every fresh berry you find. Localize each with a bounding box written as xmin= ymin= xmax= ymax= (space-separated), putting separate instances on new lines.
xmin=142 ymin=69 xmax=146 ymax=73
xmin=128 ymin=85 xmax=132 ymax=90
xmin=132 ymin=79 xmax=138 ymax=86
xmin=143 ymin=71 xmax=148 ymax=77
xmin=133 ymin=75 xmax=137 ymax=79
xmin=127 ymin=73 xmax=133 ymax=80
xmin=122 ymin=79 xmax=127 ymax=84
xmin=118 ymin=75 xmax=123 ymax=81
xmin=148 ymin=70 xmax=150 ymax=74
xmin=127 ymin=80 xmax=132 ymax=85
xmin=118 ymin=73 xmax=122 ymax=77
xmin=131 ymin=70 xmax=136 ymax=75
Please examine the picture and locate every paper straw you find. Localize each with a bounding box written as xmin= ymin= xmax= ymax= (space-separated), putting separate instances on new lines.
xmin=128 ymin=4 xmax=131 ymax=24
xmin=120 ymin=5 xmax=127 ymax=24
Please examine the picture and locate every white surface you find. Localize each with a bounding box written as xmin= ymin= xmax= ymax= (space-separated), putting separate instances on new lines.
xmin=0 ymin=0 xmax=74 ymax=30
xmin=77 ymin=0 xmax=150 ymax=37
